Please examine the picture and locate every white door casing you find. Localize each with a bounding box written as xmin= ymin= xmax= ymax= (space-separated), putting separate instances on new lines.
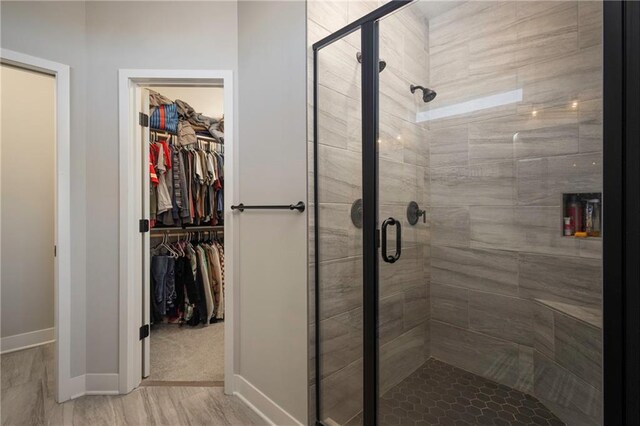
xmin=0 ymin=49 xmax=72 ymax=402
xmin=118 ymin=70 xmax=236 ymax=395
xmin=140 ymin=88 xmax=151 ymax=378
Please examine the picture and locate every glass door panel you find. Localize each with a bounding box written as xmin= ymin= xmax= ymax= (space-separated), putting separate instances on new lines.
xmin=314 ymin=28 xmax=364 ymax=426
xmin=375 ymin=1 xmax=603 ymax=425
xmin=377 ymin=5 xmax=430 ymax=425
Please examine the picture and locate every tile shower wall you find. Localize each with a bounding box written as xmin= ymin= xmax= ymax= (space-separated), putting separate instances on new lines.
xmin=308 ymin=1 xmax=431 ymax=424
xmin=426 ymin=2 xmax=603 ymax=425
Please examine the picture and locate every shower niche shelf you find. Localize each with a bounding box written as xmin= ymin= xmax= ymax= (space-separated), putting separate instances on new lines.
xmin=562 ymin=192 xmax=602 ymax=238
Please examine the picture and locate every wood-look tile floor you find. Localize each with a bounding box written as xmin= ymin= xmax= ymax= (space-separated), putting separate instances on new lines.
xmin=1 ymin=344 xmax=266 ymax=426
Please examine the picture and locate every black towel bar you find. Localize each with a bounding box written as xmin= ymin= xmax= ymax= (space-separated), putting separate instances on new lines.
xmin=231 ymin=201 xmax=305 ymax=213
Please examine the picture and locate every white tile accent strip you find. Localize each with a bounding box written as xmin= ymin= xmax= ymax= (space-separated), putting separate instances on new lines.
xmin=416 ymin=89 xmax=523 ymax=122
xmin=1 ymin=328 xmax=55 ymax=354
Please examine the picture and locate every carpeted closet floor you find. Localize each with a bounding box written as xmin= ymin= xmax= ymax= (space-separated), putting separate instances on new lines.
xmin=148 ymin=322 xmax=224 ymax=383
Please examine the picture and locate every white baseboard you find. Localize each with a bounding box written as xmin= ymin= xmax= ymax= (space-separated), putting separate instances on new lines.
xmin=68 ymin=375 xmax=86 ymax=400
xmin=1 ymin=327 xmax=55 ymax=354
xmin=65 ymin=373 xmax=119 ymax=399
xmin=234 ymin=375 xmax=303 ymax=426
xmin=86 ymin=374 xmax=119 ymax=395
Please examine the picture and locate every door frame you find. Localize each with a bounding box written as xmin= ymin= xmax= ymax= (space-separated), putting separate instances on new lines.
xmin=312 ymin=2 xmax=410 ymax=424
xmin=603 ymin=1 xmax=640 ymax=423
xmin=117 ymin=69 xmax=236 ymax=395
xmin=0 ymin=49 xmax=72 ymax=402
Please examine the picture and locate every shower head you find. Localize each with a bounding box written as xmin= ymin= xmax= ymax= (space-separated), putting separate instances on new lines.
xmin=356 ymin=52 xmax=387 ymax=72
xmin=410 ymin=84 xmax=437 ymax=103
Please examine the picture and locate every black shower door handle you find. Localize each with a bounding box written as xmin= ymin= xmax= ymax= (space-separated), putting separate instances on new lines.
xmin=381 ymin=217 xmax=402 ymax=263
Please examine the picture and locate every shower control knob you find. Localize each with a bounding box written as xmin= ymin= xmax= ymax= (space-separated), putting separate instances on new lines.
xmin=407 ymin=201 xmax=426 ymax=226
xmin=351 ymin=198 xmax=363 ymax=228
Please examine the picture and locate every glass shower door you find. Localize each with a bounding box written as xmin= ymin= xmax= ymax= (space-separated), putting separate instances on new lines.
xmin=376 ymin=8 xmax=431 ymax=424
xmin=313 ymin=28 xmax=365 ymax=426
xmin=373 ymin=1 xmax=604 ymax=425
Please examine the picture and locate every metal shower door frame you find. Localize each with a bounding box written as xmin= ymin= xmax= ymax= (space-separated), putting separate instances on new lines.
xmin=312 ymin=1 xmax=412 ymax=425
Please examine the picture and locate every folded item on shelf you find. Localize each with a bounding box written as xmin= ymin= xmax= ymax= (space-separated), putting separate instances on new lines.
xmin=149 ymin=89 xmax=173 ymax=107
xmin=150 ymin=103 xmax=179 ymax=133
xmin=175 ymin=99 xmax=223 ymax=142
xmin=178 ymin=120 xmax=197 ymax=146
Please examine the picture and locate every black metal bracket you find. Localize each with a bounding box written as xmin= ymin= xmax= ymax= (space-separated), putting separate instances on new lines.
xmin=139 ymin=219 xmax=150 ymax=233
xmin=230 ymin=201 xmax=305 ymax=213
xmin=139 ymin=324 xmax=150 ymax=340
xmin=356 ymin=51 xmax=387 ymax=72
xmin=139 ymin=112 xmax=149 ymax=127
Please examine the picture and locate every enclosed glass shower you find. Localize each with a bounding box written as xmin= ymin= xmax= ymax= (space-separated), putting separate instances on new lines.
xmin=310 ymin=1 xmax=603 ymax=425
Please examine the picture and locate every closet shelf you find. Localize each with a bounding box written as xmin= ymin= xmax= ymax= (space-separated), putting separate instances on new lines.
xmin=150 ymin=225 xmax=223 ymax=235
xmin=150 ymin=127 xmax=222 ymax=144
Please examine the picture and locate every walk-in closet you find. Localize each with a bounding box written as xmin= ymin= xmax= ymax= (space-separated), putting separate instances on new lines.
xmin=143 ymin=85 xmax=225 ymax=384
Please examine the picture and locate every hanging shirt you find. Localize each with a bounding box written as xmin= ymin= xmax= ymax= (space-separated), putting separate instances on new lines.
xmin=154 ymin=141 xmax=173 ymax=214
xmin=206 ymin=151 xmax=216 ymax=183
xmin=178 ymin=149 xmax=191 ymax=222
xmin=209 ymin=244 xmax=224 ymax=319
xmin=149 ymin=152 xmax=159 ymax=186
xmin=196 ymin=245 xmax=214 ymax=322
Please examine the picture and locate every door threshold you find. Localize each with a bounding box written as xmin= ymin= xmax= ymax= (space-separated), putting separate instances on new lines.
xmin=141 ymin=380 xmax=224 ymax=388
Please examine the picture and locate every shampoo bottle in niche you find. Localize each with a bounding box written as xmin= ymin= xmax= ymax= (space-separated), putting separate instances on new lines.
xmin=567 ymin=195 xmax=583 ymax=235
xmin=585 ymin=200 xmax=594 ymax=235
xmin=588 ymin=199 xmax=601 ymax=237
xmin=564 ymin=217 xmax=572 ymax=236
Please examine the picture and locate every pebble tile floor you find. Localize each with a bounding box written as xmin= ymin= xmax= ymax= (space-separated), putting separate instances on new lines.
xmin=348 ymin=358 xmax=564 ymax=426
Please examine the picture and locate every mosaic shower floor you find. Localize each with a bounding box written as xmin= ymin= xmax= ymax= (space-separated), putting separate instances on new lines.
xmin=347 ymin=358 xmax=564 ymax=426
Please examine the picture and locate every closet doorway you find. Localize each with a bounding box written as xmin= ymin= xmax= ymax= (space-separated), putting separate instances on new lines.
xmin=144 ymin=84 xmax=226 ymax=386
xmin=0 ymin=50 xmax=71 ymax=402
xmin=118 ymin=70 xmax=236 ymax=395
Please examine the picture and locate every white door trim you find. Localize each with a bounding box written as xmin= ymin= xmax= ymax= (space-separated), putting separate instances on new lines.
xmin=117 ymin=69 xmax=237 ymax=395
xmin=0 ymin=49 xmax=72 ymax=402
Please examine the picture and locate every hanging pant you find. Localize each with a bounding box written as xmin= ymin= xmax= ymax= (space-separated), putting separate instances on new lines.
xmin=150 ymin=256 xmax=175 ymax=321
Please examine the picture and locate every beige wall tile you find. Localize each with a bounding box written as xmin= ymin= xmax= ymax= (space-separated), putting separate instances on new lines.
xmin=431 ymin=320 xmax=521 ymax=389
xmin=468 ymin=291 xmax=534 ymax=346
xmin=431 ymin=245 xmax=519 ymax=296
xmin=431 ymin=283 xmax=468 ymax=328
xmin=519 ymin=253 xmax=602 ymax=309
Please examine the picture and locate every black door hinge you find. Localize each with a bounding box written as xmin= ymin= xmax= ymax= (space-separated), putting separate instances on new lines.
xmin=139 ymin=112 xmax=149 ymax=127
xmin=139 ymin=219 xmax=149 ymax=233
xmin=139 ymin=324 xmax=150 ymax=340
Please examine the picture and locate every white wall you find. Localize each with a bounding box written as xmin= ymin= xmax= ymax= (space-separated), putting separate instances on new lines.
xmin=238 ymin=1 xmax=308 ymax=422
xmin=1 ymin=1 xmax=88 ymax=376
xmin=2 ymin=3 xmax=310 ymax=420
xmin=0 ymin=65 xmax=55 ymax=344
xmin=84 ymin=1 xmax=238 ymax=374
xmin=148 ymin=86 xmax=224 ymax=118
xmin=0 ymin=0 xmax=238 ymax=377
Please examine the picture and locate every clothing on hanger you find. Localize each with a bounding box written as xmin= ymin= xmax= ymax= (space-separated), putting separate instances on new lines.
xmin=150 ymin=234 xmax=225 ymax=326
